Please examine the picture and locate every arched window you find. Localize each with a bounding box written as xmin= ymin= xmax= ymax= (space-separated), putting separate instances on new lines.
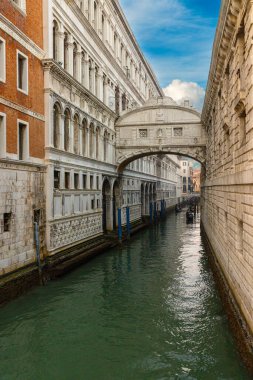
xmin=73 ymin=42 xmax=78 ymax=79
xmin=88 ymin=0 xmax=91 ymax=21
xmin=73 ymin=114 xmax=80 ymax=155
xmin=81 ymin=51 xmax=85 ymax=85
xmin=89 ymin=123 xmax=94 ymax=158
xmin=53 ymin=102 xmax=61 ymax=149
xmin=95 ymin=66 xmax=98 ymax=97
xmin=64 ymin=109 xmax=71 ymax=151
xmin=103 ymin=130 xmax=108 ymax=162
xmin=122 ymin=93 xmax=126 ymax=111
xmin=89 ymin=59 xmax=92 ymax=92
xmin=96 ymin=127 xmax=99 ymax=160
xmin=94 ymin=2 xmax=98 ymax=31
xmin=103 ymin=75 xmax=107 ymax=104
xmin=114 ymin=33 xmax=117 ymax=54
xmin=53 ymin=21 xmax=59 ymax=61
xmin=102 ymin=14 xmax=105 ymax=41
xmin=115 ymin=86 xmax=120 ymax=115
xmin=64 ymin=32 xmax=68 ymax=71
xmin=120 ymin=44 xmax=123 ymax=65
xmin=82 ymin=118 xmax=87 ymax=156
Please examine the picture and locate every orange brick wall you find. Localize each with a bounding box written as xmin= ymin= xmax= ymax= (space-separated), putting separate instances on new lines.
xmin=0 ymin=106 xmax=44 ymax=158
xmin=0 ymin=0 xmax=43 ymax=49
xmin=0 ymin=0 xmax=44 ymax=159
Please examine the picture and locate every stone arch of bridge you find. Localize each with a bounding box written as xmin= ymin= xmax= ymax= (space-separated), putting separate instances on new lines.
xmin=115 ymin=97 xmax=207 ymax=173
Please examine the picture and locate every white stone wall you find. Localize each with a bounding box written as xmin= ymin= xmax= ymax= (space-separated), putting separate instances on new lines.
xmin=0 ymin=163 xmax=45 ymax=275
xmin=49 ymin=212 xmax=102 ymax=252
xmin=202 ymin=0 xmax=253 ymax=334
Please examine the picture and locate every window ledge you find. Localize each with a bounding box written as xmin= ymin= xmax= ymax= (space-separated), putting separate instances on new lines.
xmin=10 ymin=1 xmax=26 ymax=16
xmin=17 ymin=87 xmax=28 ymax=96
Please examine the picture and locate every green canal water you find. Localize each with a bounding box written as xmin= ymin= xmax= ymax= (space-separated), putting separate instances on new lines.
xmin=0 ymin=213 xmax=250 ymax=380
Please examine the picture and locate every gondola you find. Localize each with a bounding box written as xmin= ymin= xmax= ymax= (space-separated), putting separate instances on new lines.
xmin=186 ymin=210 xmax=194 ymax=223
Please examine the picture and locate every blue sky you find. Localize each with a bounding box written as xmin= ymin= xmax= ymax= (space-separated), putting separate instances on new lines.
xmin=120 ymin=0 xmax=221 ymax=109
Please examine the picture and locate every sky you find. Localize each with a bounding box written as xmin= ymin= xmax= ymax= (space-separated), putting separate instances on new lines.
xmin=120 ymin=0 xmax=221 ymax=110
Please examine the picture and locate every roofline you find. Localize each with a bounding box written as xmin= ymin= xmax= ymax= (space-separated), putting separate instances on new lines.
xmin=117 ymin=104 xmax=201 ymax=125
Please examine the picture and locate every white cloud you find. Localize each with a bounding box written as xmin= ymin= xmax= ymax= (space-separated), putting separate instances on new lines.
xmin=163 ymin=79 xmax=205 ymax=111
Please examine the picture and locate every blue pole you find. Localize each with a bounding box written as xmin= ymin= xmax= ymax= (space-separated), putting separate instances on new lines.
xmin=34 ymin=222 xmax=43 ymax=285
xmin=126 ymin=206 xmax=131 ymax=239
xmin=150 ymin=202 xmax=153 ymax=224
xmin=118 ymin=208 xmax=122 ymax=242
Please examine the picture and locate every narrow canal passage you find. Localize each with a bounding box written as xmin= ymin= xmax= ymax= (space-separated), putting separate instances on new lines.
xmin=0 ymin=213 xmax=250 ymax=380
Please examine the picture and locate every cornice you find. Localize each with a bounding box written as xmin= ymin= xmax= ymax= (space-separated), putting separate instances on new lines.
xmin=117 ymin=105 xmax=201 ymax=125
xmin=43 ymin=59 xmax=117 ymax=120
xmin=202 ymin=0 xmax=249 ymax=126
xmin=0 ymin=13 xmax=44 ymax=59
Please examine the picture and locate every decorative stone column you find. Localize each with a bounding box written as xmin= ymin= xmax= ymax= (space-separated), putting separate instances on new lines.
xmin=90 ymin=61 xmax=96 ymax=94
xmin=75 ymin=44 xmax=82 ymax=83
xmin=93 ymin=127 xmax=97 ymax=160
xmin=47 ymin=94 xmax=54 ymax=148
xmin=57 ymin=26 xmax=65 ymax=65
xmin=84 ymin=53 xmax=90 ymax=90
xmin=103 ymin=76 xmax=109 ymax=106
xmin=67 ymin=34 xmax=74 ymax=76
xmin=97 ymin=68 xmax=103 ymax=101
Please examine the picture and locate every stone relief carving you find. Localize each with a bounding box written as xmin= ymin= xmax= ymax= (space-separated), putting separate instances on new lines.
xmin=156 ymin=109 xmax=165 ymax=122
xmin=50 ymin=214 xmax=103 ymax=250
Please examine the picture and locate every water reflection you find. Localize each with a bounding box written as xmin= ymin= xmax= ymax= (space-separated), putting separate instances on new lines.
xmin=0 ymin=213 xmax=250 ymax=380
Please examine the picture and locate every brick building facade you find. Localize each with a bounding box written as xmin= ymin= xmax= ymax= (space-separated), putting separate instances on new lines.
xmin=0 ymin=0 xmax=45 ymax=275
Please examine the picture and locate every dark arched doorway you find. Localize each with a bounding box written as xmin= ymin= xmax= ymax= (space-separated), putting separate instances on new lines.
xmin=113 ymin=180 xmax=121 ymax=230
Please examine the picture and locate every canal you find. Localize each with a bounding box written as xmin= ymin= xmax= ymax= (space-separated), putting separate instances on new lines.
xmin=0 ymin=212 xmax=250 ymax=380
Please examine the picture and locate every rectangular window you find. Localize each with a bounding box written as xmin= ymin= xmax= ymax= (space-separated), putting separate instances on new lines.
xmin=83 ymin=174 xmax=87 ymax=189
xmin=174 ymin=127 xmax=183 ymax=137
xmin=90 ymin=175 xmax=93 ymax=189
xmin=65 ymin=172 xmax=70 ymax=189
xmin=74 ymin=173 xmax=79 ymax=189
xmin=33 ymin=209 xmax=41 ymax=224
xmin=11 ymin=0 xmax=26 ymax=13
xmin=0 ymin=37 xmax=6 ymax=83
xmin=17 ymin=51 xmax=28 ymax=94
xmin=91 ymin=199 xmax=95 ymax=210
xmin=18 ymin=121 xmax=29 ymax=160
xmin=0 ymin=113 xmax=6 ymax=158
xmin=96 ymin=176 xmax=99 ymax=190
xmin=139 ymin=129 xmax=147 ymax=138
xmin=54 ymin=170 xmax=60 ymax=189
xmin=3 ymin=213 xmax=11 ymax=232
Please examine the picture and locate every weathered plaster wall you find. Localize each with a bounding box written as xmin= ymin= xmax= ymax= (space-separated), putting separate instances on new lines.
xmin=0 ymin=162 xmax=45 ymax=276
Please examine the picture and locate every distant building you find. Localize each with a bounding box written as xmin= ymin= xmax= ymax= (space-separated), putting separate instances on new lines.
xmin=179 ymin=158 xmax=193 ymax=195
xmin=192 ymin=169 xmax=201 ymax=193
